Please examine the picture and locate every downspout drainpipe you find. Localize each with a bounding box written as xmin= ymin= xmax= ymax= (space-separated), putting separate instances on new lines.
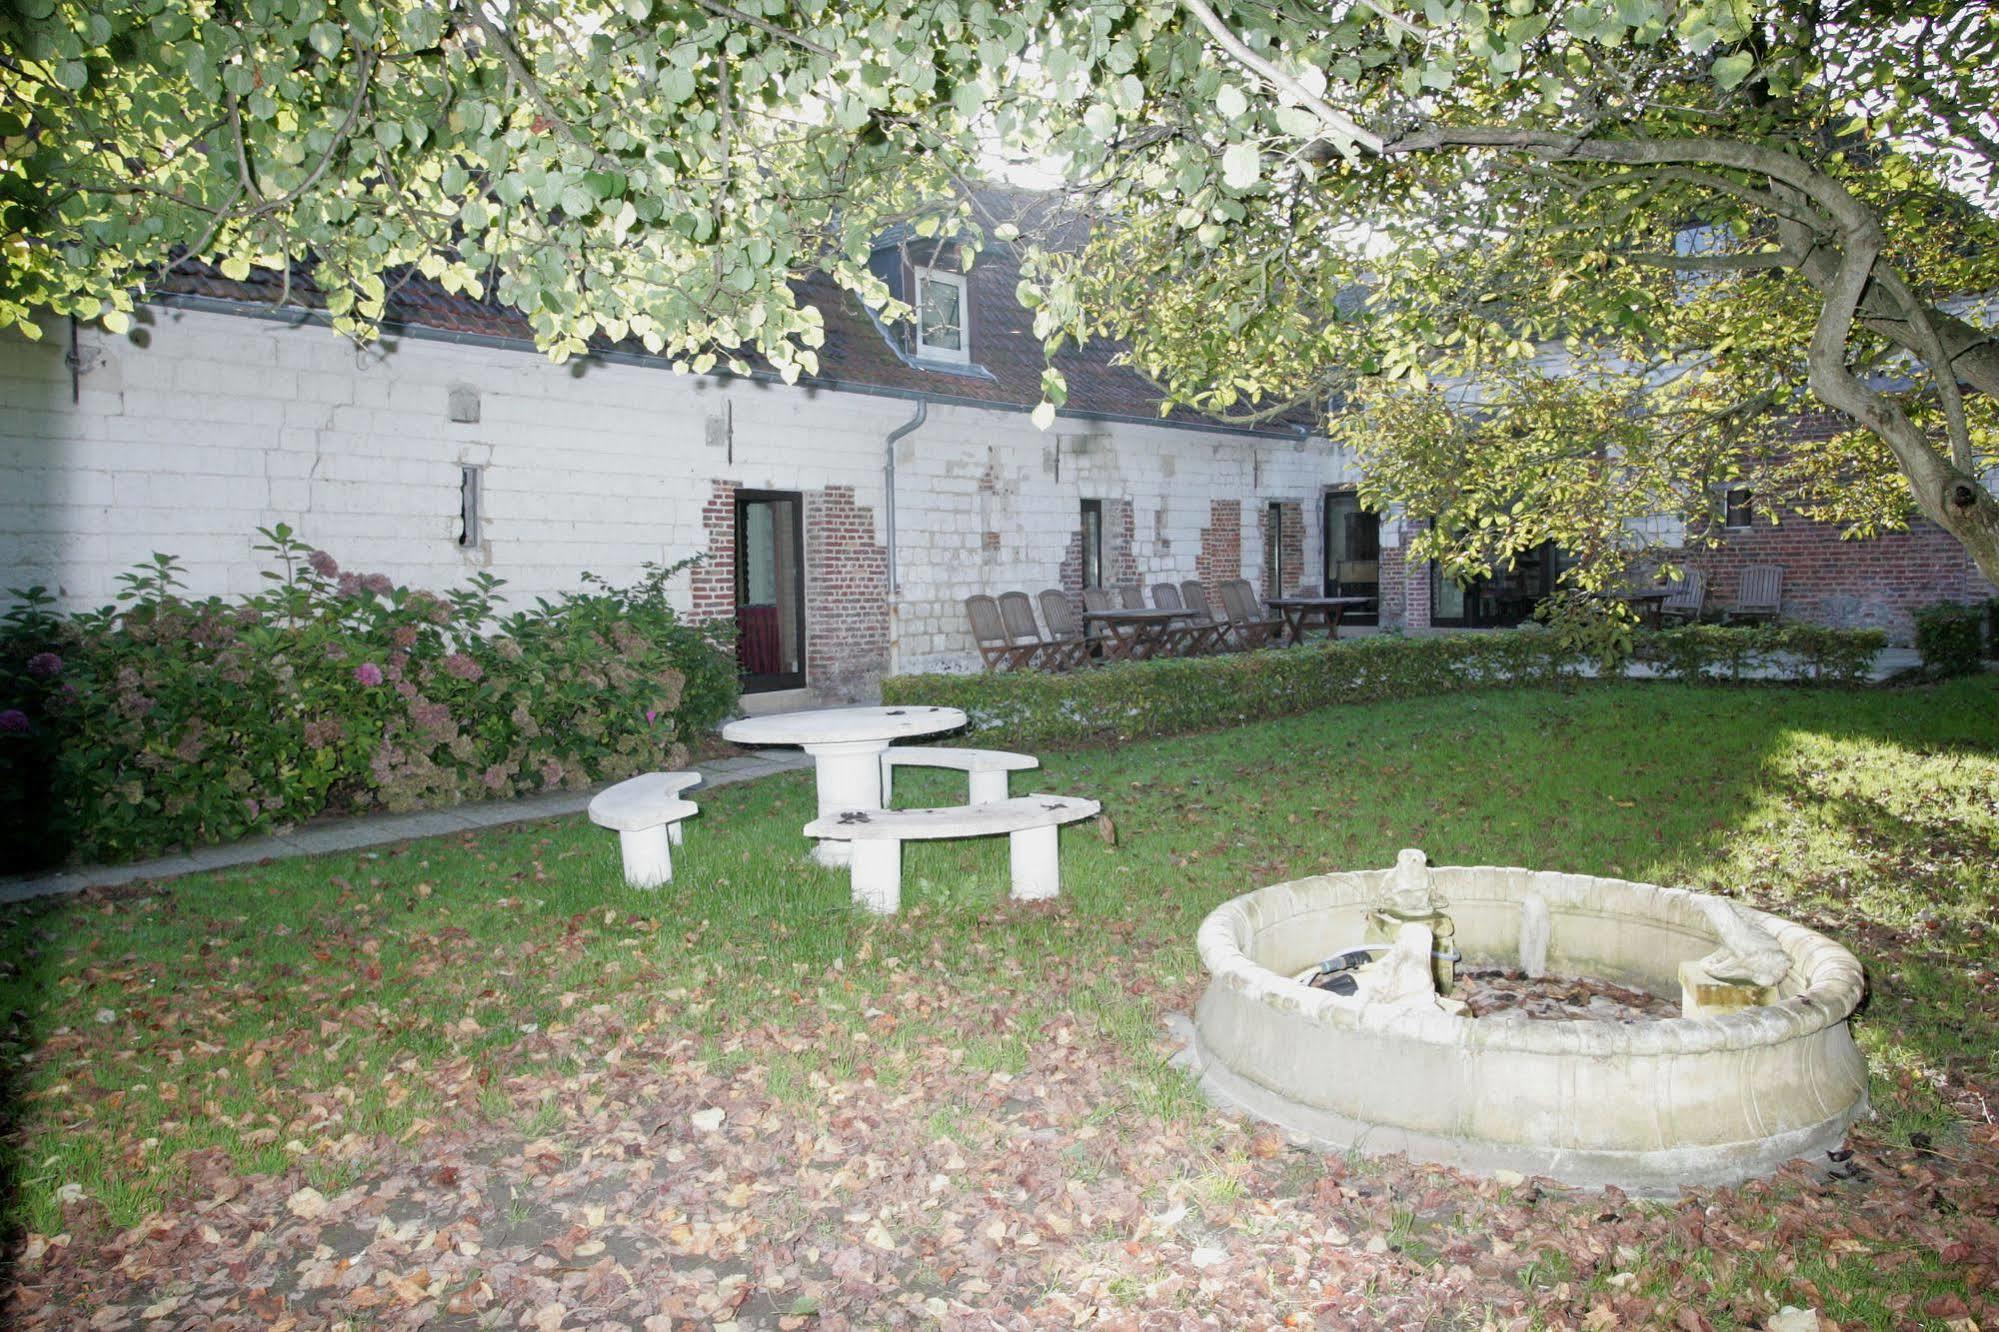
xmin=884 ymin=397 xmax=927 ymax=677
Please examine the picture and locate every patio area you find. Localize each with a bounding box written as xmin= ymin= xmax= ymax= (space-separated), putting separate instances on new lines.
xmin=5 ymin=678 xmax=1998 ymax=1329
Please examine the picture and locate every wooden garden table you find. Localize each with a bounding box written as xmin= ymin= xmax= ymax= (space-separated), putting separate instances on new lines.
xmin=1264 ymin=596 xmax=1372 ymax=645
xmin=1081 ymin=607 xmax=1199 ymax=661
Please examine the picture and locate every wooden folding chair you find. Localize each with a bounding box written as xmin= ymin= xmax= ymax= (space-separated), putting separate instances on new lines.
xmin=1038 ymin=588 xmax=1106 ymax=665
xmin=1148 ymin=582 xmax=1214 ymax=656
xmin=1117 ymin=583 xmax=1147 ymax=610
xmin=998 ymin=590 xmax=1079 ymax=670
xmin=1728 ymin=565 xmax=1783 ymax=622
xmin=1180 ymin=580 xmax=1236 ymax=651
xmin=1660 ymin=568 xmax=1707 ymax=624
xmin=965 ymin=594 xmax=1039 ymax=671
xmin=1219 ymin=579 xmax=1284 ymax=649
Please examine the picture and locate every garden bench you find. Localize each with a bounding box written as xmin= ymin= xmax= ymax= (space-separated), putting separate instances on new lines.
xmin=803 ymin=793 xmax=1102 ymax=914
xmin=588 ymin=771 xmax=702 ymax=888
xmin=880 ymin=746 xmax=1039 ymax=806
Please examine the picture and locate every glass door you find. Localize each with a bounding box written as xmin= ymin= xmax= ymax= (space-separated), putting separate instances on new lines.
xmin=1321 ymin=491 xmax=1380 ymax=624
xmin=735 ymin=490 xmax=805 ymax=692
xmin=1430 ymin=538 xmax=1567 ymax=627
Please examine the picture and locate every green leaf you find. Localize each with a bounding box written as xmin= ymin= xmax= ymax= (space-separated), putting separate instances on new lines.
xmin=1710 ymin=51 xmax=1754 ymax=89
xmin=309 ymin=23 xmax=343 ymax=60
xmin=1221 ymin=141 xmax=1260 ymax=190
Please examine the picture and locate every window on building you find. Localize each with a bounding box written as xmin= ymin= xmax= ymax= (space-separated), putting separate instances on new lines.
xmin=914 ymin=267 xmax=969 ymax=362
xmin=1080 ymin=499 xmax=1104 ymax=588
xmin=458 ymin=465 xmax=483 ymax=547
xmin=1724 ymin=487 xmax=1754 ymax=529
xmin=1263 ymin=501 xmax=1285 ymax=595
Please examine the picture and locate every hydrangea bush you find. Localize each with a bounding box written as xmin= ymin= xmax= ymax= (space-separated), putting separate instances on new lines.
xmin=0 ymin=527 xmax=737 ymax=871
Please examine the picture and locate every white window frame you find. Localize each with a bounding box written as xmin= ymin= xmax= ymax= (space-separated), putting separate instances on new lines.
xmin=913 ymin=266 xmax=970 ymax=363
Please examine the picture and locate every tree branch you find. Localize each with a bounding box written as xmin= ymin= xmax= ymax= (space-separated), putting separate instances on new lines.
xmin=1180 ymin=0 xmax=1383 ymax=154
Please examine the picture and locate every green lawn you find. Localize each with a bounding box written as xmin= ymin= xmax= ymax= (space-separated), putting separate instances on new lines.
xmin=5 ymin=678 xmax=1998 ymax=1328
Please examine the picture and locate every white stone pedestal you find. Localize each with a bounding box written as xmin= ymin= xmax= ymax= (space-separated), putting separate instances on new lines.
xmin=805 ymin=740 xmax=887 ymax=868
xmin=619 ymin=825 xmax=674 ymax=890
xmin=1009 ymin=824 xmax=1060 ymax=901
xmin=851 ymin=840 xmax=902 ymax=914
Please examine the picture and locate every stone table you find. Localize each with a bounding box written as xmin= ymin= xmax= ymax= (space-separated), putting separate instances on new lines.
xmin=720 ymin=705 xmax=967 ymax=865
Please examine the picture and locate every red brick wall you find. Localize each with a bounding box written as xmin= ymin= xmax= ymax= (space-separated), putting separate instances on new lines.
xmin=804 ymin=486 xmax=889 ymax=701
xmin=1256 ymin=501 xmax=1307 ymax=598
xmin=690 ymin=479 xmax=741 ymax=626
xmin=690 ymin=479 xmax=889 ymax=700
xmin=1109 ymin=499 xmax=1138 ymax=590
xmin=1059 ymin=498 xmax=1137 ymax=601
xmin=1196 ymin=500 xmax=1242 ymax=595
xmin=1376 ymin=524 xmax=1432 ymax=630
xmin=1677 ymin=509 xmax=1991 ymax=642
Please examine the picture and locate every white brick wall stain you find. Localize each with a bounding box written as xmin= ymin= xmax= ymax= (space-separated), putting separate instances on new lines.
xmin=2 ymin=310 xmax=1345 ymax=687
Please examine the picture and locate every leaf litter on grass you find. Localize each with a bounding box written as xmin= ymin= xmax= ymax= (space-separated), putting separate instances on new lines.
xmin=6 ymin=679 xmax=1999 ymax=1329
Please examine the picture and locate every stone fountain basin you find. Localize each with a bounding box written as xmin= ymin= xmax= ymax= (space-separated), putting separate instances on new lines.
xmin=1191 ymin=866 xmax=1868 ymax=1193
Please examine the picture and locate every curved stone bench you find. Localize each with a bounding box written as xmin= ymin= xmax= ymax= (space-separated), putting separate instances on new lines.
xmin=880 ymin=746 xmax=1039 ymax=806
xmin=804 ymin=793 xmax=1100 ymax=914
xmin=588 ymin=772 xmax=702 ymax=888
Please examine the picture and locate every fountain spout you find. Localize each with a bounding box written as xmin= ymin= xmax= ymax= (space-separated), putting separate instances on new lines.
xmin=1368 ymin=848 xmax=1459 ymax=993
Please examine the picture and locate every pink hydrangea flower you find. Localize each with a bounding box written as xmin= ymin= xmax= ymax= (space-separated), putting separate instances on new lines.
xmin=337 ymin=572 xmax=362 ymax=598
xmin=353 ymin=662 xmax=385 ymax=686
xmin=443 ymin=652 xmax=483 ymax=681
xmin=26 ymin=652 xmax=62 ymax=679
xmin=0 ymin=709 xmax=28 ymax=734
xmin=362 ymin=573 xmax=394 ymax=595
xmin=308 ymin=549 xmax=340 ymax=578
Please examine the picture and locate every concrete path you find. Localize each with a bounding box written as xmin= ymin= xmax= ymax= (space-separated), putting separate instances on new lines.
xmin=0 ymin=749 xmax=810 ymax=906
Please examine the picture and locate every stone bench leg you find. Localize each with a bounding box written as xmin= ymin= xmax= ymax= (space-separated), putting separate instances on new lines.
xmin=669 ymin=822 xmax=684 ymax=847
xmin=619 ymin=826 xmax=673 ymax=889
xmin=968 ymin=770 xmax=1009 ymax=804
xmin=1009 ymin=825 xmax=1060 ymax=902
xmin=850 ymin=840 xmax=903 ymax=915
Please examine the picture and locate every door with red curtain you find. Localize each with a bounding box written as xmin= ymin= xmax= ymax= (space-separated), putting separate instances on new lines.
xmin=735 ymin=490 xmax=805 ymax=692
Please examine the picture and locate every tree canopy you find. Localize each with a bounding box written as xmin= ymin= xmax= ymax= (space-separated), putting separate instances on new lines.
xmin=4 ymin=0 xmax=1997 ymax=590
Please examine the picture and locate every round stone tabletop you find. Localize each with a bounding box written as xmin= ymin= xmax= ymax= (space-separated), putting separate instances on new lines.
xmin=721 ymin=705 xmax=967 ymax=748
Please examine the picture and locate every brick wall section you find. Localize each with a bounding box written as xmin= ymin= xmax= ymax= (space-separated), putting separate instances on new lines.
xmin=1676 ymin=509 xmax=1991 ymax=642
xmin=1256 ymin=501 xmax=1307 ymax=597
xmin=689 ymin=479 xmax=740 ymax=626
xmin=805 ymin=486 xmax=889 ymax=701
xmin=1109 ymin=499 xmax=1138 ymax=590
xmin=1376 ymin=521 xmax=1431 ymax=630
xmin=1196 ymin=500 xmax=1242 ymax=594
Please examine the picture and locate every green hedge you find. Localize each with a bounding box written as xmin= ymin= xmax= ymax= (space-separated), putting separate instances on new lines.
xmin=882 ymin=624 xmax=1886 ymax=749
xmin=0 ymin=528 xmax=737 ymax=871
xmin=1912 ymin=602 xmax=1987 ymax=678
xmin=1630 ymin=623 xmax=1887 ymax=686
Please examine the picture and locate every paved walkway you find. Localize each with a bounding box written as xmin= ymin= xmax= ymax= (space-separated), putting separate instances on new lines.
xmin=0 ymin=749 xmax=810 ymax=906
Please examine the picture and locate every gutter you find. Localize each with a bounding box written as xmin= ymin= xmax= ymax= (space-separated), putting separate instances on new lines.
xmin=147 ymin=291 xmax=1313 ymax=443
xmin=883 ymin=398 xmax=927 ymax=677
xmin=883 ymin=398 xmax=926 ymax=600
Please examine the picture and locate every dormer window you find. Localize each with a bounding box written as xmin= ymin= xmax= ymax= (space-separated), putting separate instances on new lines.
xmin=914 ymin=266 xmax=969 ymax=363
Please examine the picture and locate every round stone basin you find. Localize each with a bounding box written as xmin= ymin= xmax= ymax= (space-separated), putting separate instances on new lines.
xmin=1191 ymin=865 xmax=1869 ymax=1193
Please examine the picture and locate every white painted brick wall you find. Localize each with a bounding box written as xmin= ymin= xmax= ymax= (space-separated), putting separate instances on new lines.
xmin=1 ymin=307 xmax=1355 ymax=684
